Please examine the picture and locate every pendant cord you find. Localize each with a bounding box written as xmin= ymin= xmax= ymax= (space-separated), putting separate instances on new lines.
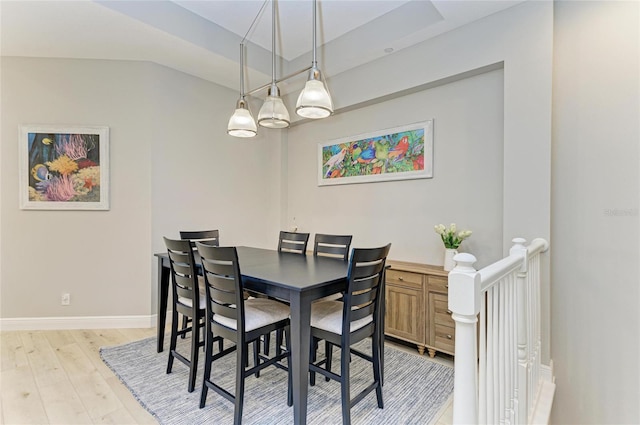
xmin=239 ymin=44 xmax=245 ymax=97
xmin=271 ymin=0 xmax=276 ymax=85
xmin=241 ymin=0 xmax=269 ymax=44
xmin=239 ymin=0 xmax=269 ymax=98
xmin=312 ymin=0 xmax=317 ymax=67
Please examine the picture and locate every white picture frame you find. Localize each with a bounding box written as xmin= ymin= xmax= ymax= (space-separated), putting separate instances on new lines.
xmin=318 ymin=120 xmax=434 ymax=186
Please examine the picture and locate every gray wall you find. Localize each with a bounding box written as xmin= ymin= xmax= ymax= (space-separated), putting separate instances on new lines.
xmin=0 ymin=57 xmax=282 ymax=320
xmin=286 ymin=69 xmax=504 ymax=268
xmin=1 ymin=58 xmax=154 ymax=319
xmin=551 ymin=1 xmax=639 ymax=423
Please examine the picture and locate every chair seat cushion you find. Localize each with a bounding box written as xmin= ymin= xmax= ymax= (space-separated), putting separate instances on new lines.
xmin=213 ymin=298 xmax=290 ymax=331
xmin=310 ymin=301 xmax=373 ymax=335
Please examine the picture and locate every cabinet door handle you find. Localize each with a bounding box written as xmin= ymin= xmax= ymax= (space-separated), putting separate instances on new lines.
xmin=446 ymin=334 xmax=452 ymax=339
xmin=445 ymin=284 xmax=449 ymax=288
xmin=447 ymin=310 xmax=452 ymax=314
xmin=398 ymin=276 xmax=404 ymax=281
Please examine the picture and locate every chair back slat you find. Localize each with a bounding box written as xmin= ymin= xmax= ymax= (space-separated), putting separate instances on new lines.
xmin=170 ymin=262 xmax=193 ymax=279
xmin=209 ymin=279 xmax=238 ymax=306
xmin=278 ymin=231 xmax=310 ymax=254
xmin=206 ymin=273 xmax=236 ymax=294
xmin=351 ymin=287 xmax=377 ymax=307
xmin=351 ymin=261 xmax=385 ymax=280
xmin=180 ymin=229 xmax=220 ymax=248
xmin=314 ymin=234 xmax=352 ymax=260
xmin=167 ymin=248 xmax=190 ymax=264
xmin=350 ymin=301 xmax=375 ymax=322
xmin=212 ymin=298 xmax=237 ymax=318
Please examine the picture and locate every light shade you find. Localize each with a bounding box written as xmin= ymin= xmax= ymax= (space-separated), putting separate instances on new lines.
xmin=258 ymin=86 xmax=290 ymax=128
xmin=227 ymin=99 xmax=257 ymax=138
xmin=296 ymin=78 xmax=333 ymax=119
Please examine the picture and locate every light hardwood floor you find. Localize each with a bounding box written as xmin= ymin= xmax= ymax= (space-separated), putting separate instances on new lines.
xmin=0 ymin=328 xmax=452 ymax=425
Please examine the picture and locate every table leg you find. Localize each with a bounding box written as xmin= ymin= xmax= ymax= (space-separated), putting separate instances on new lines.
xmin=289 ymin=292 xmax=311 ymax=425
xmin=157 ymin=258 xmax=170 ymax=353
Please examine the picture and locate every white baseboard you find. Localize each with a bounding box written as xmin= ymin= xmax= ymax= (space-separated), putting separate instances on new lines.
xmin=0 ymin=314 xmax=157 ymax=331
xmin=531 ymin=360 xmax=556 ymax=425
xmin=531 ymin=379 xmax=556 ymax=425
xmin=540 ymin=360 xmax=555 ymax=383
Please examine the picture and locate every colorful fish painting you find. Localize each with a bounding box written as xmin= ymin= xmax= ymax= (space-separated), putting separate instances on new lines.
xmin=25 ymin=130 xmax=102 ymax=203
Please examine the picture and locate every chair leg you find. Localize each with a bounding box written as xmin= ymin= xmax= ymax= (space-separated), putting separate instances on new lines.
xmin=285 ymin=327 xmax=293 ymax=407
xmin=200 ymin=328 xmax=214 ymax=408
xmin=325 ymin=341 xmax=333 ymax=382
xmin=275 ymin=329 xmax=284 ymax=357
xmin=167 ymin=311 xmax=178 ymax=374
xmin=378 ymin=326 xmax=384 ymax=386
xmin=253 ymin=340 xmax=260 ymax=378
xmin=372 ymin=333 xmax=384 ymax=408
xmin=234 ymin=346 xmax=247 ymax=425
xmin=264 ymin=332 xmax=270 ymax=356
xmin=188 ymin=315 xmax=199 ymax=392
xmin=309 ymin=337 xmax=317 ymax=386
xmin=340 ymin=346 xmax=352 ymax=425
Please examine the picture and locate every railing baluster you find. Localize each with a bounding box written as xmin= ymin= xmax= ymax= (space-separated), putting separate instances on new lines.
xmin=479 ymin=292 xmax=487 ymax=423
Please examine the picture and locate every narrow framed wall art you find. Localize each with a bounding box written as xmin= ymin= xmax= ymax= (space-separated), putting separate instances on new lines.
xmin=318 ymin=120 xmax=433 ymax=186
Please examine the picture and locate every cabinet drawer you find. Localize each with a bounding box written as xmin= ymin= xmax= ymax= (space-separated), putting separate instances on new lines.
xmin=427 ymin=275 xmax=449 ymax=293
xmin=433 ymin=324 xmax=455 ymax=353
xmin=386 ymin=269 xmax=423 ymax=290
xmin=433 ymin=295 xmax=455 ymax=328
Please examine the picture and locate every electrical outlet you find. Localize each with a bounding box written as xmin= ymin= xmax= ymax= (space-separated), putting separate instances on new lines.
xmin=61 ymin=293 xmax=70 ymax=306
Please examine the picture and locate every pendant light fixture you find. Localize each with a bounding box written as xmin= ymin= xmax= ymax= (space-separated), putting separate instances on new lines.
xmin=257 ymin=0 xmax=290 ymax=128
xmin=227 ymin=0 xmax=334 ymax=138
xmin=296 ymin=0 xmax=333 ymax=119
xmin=227 ymin=43 xmax=257 ymax=137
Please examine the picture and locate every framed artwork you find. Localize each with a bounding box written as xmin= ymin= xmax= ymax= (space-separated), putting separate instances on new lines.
xmin=318 ymin=120 xmax=433 ymax=186
xmin=19 ymin=125 xmax=109 ymax=210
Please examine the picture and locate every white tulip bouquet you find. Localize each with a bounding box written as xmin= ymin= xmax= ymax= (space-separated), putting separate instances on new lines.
xmin=434 ymin=223 xmax=472 ymax=249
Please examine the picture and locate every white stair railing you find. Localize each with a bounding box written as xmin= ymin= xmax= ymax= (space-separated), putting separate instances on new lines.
xmin=449 ymin=238 xmax=554 ymax=424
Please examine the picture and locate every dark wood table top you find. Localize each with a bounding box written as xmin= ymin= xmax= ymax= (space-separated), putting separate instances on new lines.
xmin=156 ymin=246 xmax=349 ymax=293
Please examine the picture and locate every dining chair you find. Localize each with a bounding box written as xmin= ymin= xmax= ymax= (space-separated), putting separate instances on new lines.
xmin=277 ymin=231 xmax=310 ymax=254
xmin=308 ymin=233 xmax=354 ymax=367
xmin=308 ymin=243 xmax=392 ymax=425
xmin=163 ymin=237 xmax=222 ymax=393
xmin=196 ymin=243 xmax=292 ymax=425
xmin=314 ymin=233 xmax=352 ymax=302
xmin=262 ymin=231 xmax=310 ymax=356
xmin=178 ymin=229 xmax=220 ymax=337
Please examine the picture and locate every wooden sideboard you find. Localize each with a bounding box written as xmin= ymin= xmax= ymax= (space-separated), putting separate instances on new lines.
xmin=384 ymin=260 xmax=455 ymax=357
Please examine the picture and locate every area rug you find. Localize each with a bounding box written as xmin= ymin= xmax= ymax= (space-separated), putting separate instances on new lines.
xmin=100 ymin=336 xmax=454 ymax=425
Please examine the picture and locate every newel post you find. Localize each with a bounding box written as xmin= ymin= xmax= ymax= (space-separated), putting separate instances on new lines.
xmin=449 ymin=253 xmax=481 ymax=425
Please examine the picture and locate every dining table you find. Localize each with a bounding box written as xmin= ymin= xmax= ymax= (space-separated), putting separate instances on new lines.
xmin=155 ymin=246 xmax=359 ymax=425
